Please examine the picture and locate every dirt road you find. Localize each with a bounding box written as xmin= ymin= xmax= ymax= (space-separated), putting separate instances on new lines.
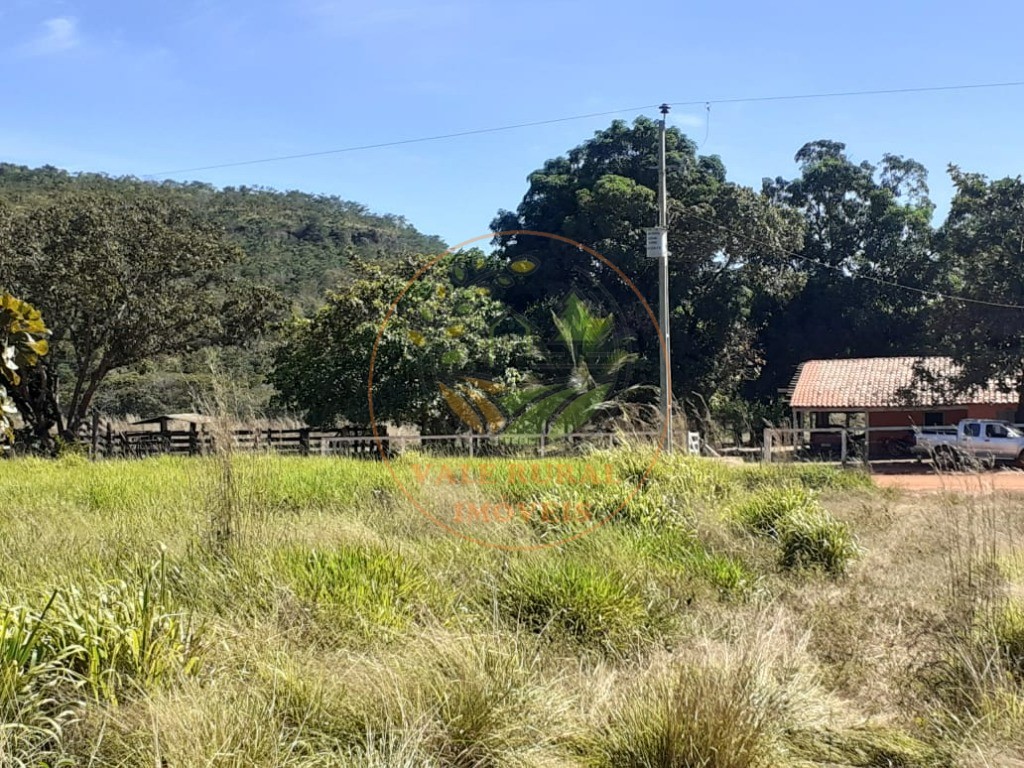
xmin=872 ymin=468 xmax=1024 ymax=492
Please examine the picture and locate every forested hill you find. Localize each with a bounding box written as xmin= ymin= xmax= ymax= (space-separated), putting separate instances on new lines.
xmin=0 ymin=163 xmax=447 ymax=308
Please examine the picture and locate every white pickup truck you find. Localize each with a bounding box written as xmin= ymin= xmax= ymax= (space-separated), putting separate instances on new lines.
xmin=912 ymin=419 xmax=1024 ymax=468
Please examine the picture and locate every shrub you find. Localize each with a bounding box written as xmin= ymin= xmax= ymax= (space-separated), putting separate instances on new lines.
xmin=420 ymin=636 xmax=568 ymax=766
xmin=0 ymin=593 xmax=82 ymax=763
xmin=597 ymin=657 xmax=790 ymax=768
xmin=735 ymin=485 xmax=818 ymax=539
xmin=691 ymin=551 xmax=757 ymax=596
xmin=0 ymin=558 xmax=203 ymax=762
xmin=778 ymin=511 xmax=859 ymax=576
xmin=498 ymin=557 xmax=667 ymax=651
xmin=53 ymin=557 xmax=204 ymax=704
xmin=278 ymin=544 xmax=428 ymax=637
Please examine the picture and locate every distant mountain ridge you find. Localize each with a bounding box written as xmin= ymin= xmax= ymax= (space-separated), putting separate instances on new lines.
xmin=0 ymin=162 xmax=447 ymax=309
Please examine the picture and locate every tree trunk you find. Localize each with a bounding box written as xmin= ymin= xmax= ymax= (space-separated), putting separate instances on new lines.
xmin=65 ymin=367 xmax=109 ymax=439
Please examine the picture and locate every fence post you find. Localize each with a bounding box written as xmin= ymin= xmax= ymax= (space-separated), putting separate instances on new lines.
xmin=762 ymin=429 xmax=773 ymax=463
xmin=105 ymin=422 xmax=113 ymax=458
xmin=189 ymin=422 xmax=198 ymax=456
xmin=299 ymin=428 xmax=310 ymax=456
xmin=469 ymin=434 xmax=475 ymax=459
xmin=90 ymin=411 xmax=99 ymax=460
xmin=539 ymin=432 xmax=546 ymax=458
xmin=841 ymin=429 xmax=848 ymax=465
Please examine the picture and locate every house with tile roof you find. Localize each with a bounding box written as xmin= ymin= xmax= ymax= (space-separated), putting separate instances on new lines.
xmin=785 ymin=356 xmax=1019 ymax=456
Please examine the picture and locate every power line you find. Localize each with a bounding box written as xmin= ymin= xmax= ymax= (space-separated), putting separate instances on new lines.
xmin=143 ymin=103 xmax=661 ymax=177
xmin=144 ymin=79 xmax=1024 ymax=178
xmin=669 ymin=79 xmax=1024 ymax=108
xmin=684 ymin=209 xmax=1024 ymax=310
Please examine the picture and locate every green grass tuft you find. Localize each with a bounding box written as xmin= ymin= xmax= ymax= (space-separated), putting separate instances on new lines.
xmin=777 ymin=510 xmax=859 ymax=576
xmin=497 ymin=556 xmax=669 ymax=651
xmin=277 ymin=544 xmax=429 ymax=638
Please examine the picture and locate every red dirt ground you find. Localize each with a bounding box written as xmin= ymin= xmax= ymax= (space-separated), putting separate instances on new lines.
xmin=870 ymin=461 xmax=1024 ymax=492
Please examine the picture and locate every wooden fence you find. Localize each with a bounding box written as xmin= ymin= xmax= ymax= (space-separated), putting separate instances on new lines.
xmin=80 ymin=422 xmax=664 ymax=460
xmin=85 ymin=423 xmax=384 ymax=459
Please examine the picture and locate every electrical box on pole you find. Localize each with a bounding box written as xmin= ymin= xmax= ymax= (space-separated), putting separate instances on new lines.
xmin=645 ymin=227 xmax=667 ymax=260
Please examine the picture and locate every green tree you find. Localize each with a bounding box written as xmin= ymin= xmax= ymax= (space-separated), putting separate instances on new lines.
xmin=0 ymin=162 xmax=446 ymax=419
xmin=0 ymin=292 xmax=50 ymax=448
xmin=490 ymin=117 xmax=803 ymax=405
xmin=0 ymin=191 xmax=280 ymax=437
xmin=927 ymin=168 xmax=1024 ymax=419
xmin=271 ymin=258 xmax=537 ymax=432
xmin=751 ymin=141 xmax=938 ymax=400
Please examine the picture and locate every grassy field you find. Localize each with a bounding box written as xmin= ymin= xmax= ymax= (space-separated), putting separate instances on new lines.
xmin=2 ymin=450 xmax=1024 ymax=766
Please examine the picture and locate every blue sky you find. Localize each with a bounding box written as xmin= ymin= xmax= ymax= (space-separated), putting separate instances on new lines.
xmin=2 ymin=0 xmax=1023 ymax=246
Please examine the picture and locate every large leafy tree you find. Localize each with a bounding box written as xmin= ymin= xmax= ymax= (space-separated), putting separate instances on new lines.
xmin=751 ymin=141 xmax=938 ymax=400
xmin=927 ymin=168 xmax=1024 ymax=418
xmin=271 ymin=257 xmax=537 ymax=432
xmin=490 ymin=117 xmax=803 ymax=405
xmin=0 ymin=191 xmax=279 ymax=436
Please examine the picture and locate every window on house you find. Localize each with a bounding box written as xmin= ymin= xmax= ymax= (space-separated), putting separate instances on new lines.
xmin=924 ymin=412 xmax=944 ymax=426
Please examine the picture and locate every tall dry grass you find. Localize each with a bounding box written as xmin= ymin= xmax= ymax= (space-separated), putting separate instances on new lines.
xmin=4 ymin=447 xmax=1024 ymax=765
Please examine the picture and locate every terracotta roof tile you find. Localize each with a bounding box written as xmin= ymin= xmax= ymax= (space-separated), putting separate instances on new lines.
xmin=788 ymin=356 xmax=1018 ymax=409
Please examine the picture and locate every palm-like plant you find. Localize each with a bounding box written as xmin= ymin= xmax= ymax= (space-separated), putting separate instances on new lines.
xmin=441 ymin=293 xmax=638 ymax=437
xmin=551 ymin=293 xmax=637 ymax=395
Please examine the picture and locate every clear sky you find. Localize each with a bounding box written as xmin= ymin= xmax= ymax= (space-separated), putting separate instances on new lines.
xmin=3 ymin=0 xmax=1023 ymax=246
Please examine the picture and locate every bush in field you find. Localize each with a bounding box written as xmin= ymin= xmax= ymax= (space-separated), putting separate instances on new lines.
xmin=498 ymin=557 xmax=667 ymax=651
xmin=735 ymin=485 xmax=858 ymax=575
xmin=0 ymin=595 xmax=81 ymax=763
xmin=278 ymin=545 xmax=428 ymax=637
xmin=414 ymin=634 xmax=573 ymax=765
xmin=735 ymin=485 xmax=818 ymax=539
xmin=0 ymin=558 xmax=203 ymax=763
xmin=54 ymin=557 xmax=204 ymax=705
xmin=778 ymin=511 xmax=859 ymax=576
xmin=597 ymin=657 xmax=791 ymax=768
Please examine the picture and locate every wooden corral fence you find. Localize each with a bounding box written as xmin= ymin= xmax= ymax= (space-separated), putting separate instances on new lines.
xmin=82 ymin=420 xmax=384 ymax=459
xmin=79 ymin=418 xmax=669 ymax=461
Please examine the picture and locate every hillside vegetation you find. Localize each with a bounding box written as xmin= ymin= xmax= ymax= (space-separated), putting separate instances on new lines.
xmin=0 ymin=163 xmax=446 ymax=310
xmin=3 ymin=451 xmax=1024 ymax=766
